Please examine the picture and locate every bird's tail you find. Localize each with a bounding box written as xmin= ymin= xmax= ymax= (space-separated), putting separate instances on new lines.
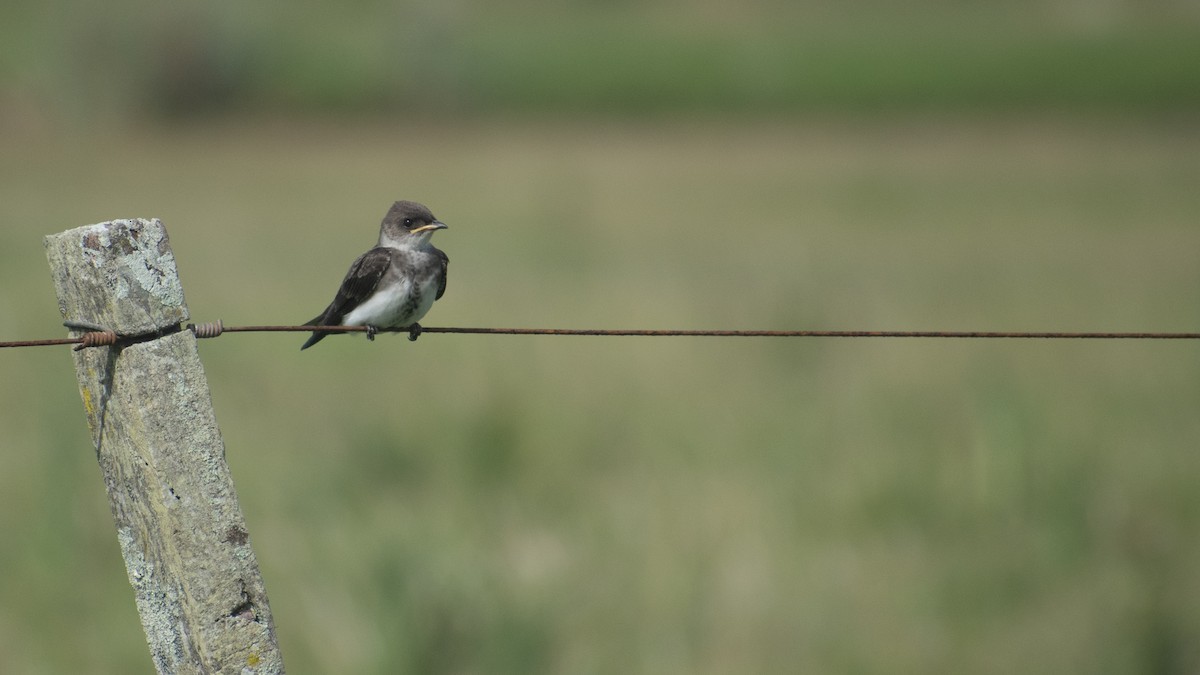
xmin=300 ymin=314 xmax=329 ymax=351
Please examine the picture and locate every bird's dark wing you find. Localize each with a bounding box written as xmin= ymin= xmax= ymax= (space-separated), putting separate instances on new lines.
xmin=321 ymin=247 xmax=393 ymax=323
xmin=301 ymin=247 xmax=392 ymax=350
xmin=433 ymin=247 xmax=449 ymax=300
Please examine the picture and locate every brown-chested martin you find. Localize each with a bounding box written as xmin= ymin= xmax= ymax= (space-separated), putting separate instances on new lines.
xmin=301 ymin=200 xmax=448 ymax=350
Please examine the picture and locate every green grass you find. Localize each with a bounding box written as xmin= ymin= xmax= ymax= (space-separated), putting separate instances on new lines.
xmin=2 ymin=2 xmax=1199 ymax=120
xmin=460 ymin=20 xmax=1200 ymax=113
xmin=1 ymin=115 xmax=1199 ymax=673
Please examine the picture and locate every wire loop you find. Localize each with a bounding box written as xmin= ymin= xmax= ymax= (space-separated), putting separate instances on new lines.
xmin=189 ymin=320 xmax=225 ymax=339
xmin=74 ymin=330 xmax=119 ymax=351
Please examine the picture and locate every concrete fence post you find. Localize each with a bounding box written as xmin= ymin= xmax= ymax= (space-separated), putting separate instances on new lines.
xmin=44 ymin=219 xmax=284 ymax=674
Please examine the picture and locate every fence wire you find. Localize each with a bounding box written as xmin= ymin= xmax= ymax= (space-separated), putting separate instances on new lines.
xmin=3 ymin=320 xmax=1200 ymax=350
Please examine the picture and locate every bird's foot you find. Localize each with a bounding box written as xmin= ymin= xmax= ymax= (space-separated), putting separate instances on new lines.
xmin=365 ymin=325 xmax=379 ymax=341
xmin=407 ymin=323 xmax=423 ymax=342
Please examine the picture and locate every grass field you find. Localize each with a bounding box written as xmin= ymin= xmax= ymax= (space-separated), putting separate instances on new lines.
xmin=3 ymin=1 xmax=1200 ymax=122
xmin=1 ymin=114 xmax=1198 ymax=673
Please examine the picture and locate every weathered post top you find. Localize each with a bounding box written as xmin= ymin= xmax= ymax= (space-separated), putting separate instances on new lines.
xmin=45 ymin=219 xmax=188 ymax=334
xmin=45 ymin=219 xmax=284 ymax=675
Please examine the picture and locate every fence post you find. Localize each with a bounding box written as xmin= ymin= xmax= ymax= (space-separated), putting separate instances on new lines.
xmin=44 ymin=219 xmax=284 ymax=674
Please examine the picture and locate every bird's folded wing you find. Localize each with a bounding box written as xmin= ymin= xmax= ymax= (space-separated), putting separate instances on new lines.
xmin=434 ymin=248 xmax=449 ymax=300
xmin=327 ymin=247 xmax=393 ymax=320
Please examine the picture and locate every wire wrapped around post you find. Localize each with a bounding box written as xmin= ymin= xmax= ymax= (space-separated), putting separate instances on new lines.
xmin=75 ymin=330 xmax=119 ymax=351
xmin=188 ymin=320 xmax=225 ymax=339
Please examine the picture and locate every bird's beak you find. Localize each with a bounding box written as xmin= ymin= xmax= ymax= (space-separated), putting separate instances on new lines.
xmin=410 ymin=221 xmax=448 ymax=234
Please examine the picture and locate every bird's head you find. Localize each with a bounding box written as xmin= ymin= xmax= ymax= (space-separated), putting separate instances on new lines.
xmin=379 ymin=200 xmax=448 ymax=249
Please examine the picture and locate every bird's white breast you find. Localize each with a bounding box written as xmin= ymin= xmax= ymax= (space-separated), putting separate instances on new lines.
xmin=342 ymin=278 xmax=413 ymax=327
xmin=342 ymin=254 xmax=440 ymax=328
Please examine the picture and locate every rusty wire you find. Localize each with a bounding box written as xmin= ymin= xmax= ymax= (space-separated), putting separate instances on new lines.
xmin=76 ymin=330 xmax=119 ymax=349
xmin=0 ymin=336 xmax=89 ymax=349
xmin=3 ymin=322 xmax=1200 ymax=350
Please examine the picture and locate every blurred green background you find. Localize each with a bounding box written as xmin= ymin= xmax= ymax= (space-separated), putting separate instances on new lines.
xmin=3 ymin=1 xmax=1200 ymax=673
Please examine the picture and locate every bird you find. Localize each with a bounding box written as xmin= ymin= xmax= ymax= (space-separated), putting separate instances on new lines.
xmin=301 ymin=200 xmax=449 ymax=350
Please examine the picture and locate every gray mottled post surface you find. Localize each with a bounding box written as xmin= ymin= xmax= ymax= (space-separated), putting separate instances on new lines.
xmin=45 ymin=219 xmax=284 ymax=675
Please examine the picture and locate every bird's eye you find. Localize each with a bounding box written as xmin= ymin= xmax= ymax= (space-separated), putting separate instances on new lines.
xmin=403 ymin=218 xmax=414 ymax=228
